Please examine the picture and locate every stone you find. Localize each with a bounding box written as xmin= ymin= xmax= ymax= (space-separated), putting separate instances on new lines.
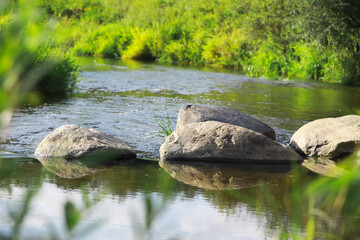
xmin=35 ymin=124 xmax=136 ymax=160
xmin=176 ymin=105 xmax=276 ymax=140
xmin=159 ymin=160 xmax=292 ymax=190
xmin=160 ymin=121 xmax=302 ymax=163
xmin=289 ymin=115 xmax=360 ymax=159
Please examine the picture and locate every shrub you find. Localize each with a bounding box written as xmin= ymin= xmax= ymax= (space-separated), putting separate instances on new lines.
xmin=249 ymin=37 xmax=294 ymax=79
xmin=33 ymin=47 xmax=79 ymax=96
xmin=290 ymin=42 xmax=328 ymax=80
xmin=122 ymin=28 xmax=158 ymax=61
xmin=202 ymin=30 xmax=250 ymax=69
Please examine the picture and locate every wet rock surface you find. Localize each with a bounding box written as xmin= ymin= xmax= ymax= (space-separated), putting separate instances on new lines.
xmin=160 ymin=121 xmax=302 ymax=163
xmin=176 ymin=105 xmax=276 ymax=140
xmin=35 ymin=124 xmax=136 ymax=160
xmin=290 ymin=115 xmax=360 ymax=159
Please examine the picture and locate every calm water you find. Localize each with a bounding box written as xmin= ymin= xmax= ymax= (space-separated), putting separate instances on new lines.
xmin=0 ymin=57 xmax=359 ymax=239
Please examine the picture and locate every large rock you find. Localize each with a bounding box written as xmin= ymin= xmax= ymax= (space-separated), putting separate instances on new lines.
xmin=160 ymin=121 xmax=302 ymax=163
xmin=289 ymin=115 xmax=360 ymax=159
xmin=176 ymin=105 xmax=276 ymax=140
xmin=35 ymin=124 xmax=136 ymax=160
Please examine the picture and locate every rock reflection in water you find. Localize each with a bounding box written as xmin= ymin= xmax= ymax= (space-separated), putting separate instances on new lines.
xmin=159 ymin=160 xmax=292 ymax=190
xmin=38 ymin=156 xmax=134 ymax=179
xmin=301 ymin=157 xmax=348 ymax=177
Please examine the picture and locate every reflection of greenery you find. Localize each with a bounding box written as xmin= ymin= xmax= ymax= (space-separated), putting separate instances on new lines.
xmin=2 ymin=153 xmax=360 ymax=239
xmin=131 ymin=169 xmax=176 ymax=240
xmin=201 ymin=81 xmax=360 ymax=132
xmin=223 ymin=152 xmax=360 ymax=240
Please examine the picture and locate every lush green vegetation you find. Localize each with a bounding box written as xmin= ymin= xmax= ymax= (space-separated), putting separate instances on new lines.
xmin=30 ymin=0 xmax=360 ymax=85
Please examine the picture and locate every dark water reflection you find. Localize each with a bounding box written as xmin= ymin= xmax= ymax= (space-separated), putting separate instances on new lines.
xmin=159 ymin=160 xmax=292 ymax=190
xmin=37 ymin=157 xmax=134 ymax=179
xmin=0 ymin=157 xmax=317 ymax=239
xmin=0 ymin=57 xmax=359 ymax=239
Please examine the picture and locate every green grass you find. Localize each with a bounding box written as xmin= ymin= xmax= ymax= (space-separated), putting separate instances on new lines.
xmin=31 ymin=0 xmax=360 ymax=85
xmin=154 ymin=110 xmax=174 ymax=137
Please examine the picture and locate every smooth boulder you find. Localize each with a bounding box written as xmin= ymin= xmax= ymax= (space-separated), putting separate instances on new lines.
xmin=289 ymin=115 xmax=360 ymax=159
xmin=160 ymin=121 xmax=302 ymax=163
xmin=176 ymin=105 xmax=276 ymax=140
xmin=35 ymin=124 xmax=136 ymax=160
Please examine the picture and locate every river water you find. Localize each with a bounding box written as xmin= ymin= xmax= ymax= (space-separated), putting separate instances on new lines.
xmin=0 ymin=57 xmax=359 ymax=239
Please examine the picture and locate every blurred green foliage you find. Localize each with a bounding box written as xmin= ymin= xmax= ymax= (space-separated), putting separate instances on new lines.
xmin=0 ymin=1 xmax=81 ymax=238
xmin=0 ymin=0 xmax=79 ymax=104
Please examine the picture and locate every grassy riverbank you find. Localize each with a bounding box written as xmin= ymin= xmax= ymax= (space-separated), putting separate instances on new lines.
xmin=34 ymin=0 xmax=360 ymax=85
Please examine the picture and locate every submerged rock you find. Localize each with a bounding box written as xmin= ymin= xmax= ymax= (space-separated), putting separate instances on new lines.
xmin=289 ymin=115 xmax=360 ymax=159
xmin=159 ymin=160 xmax=292 ymax=190
xmin=35 ymin=124 xmax=136 ymax=160
xmin=160 ymin=121 xmax=302 ymax=163
xmin=176 ymin=105 xmax=276 ymax=140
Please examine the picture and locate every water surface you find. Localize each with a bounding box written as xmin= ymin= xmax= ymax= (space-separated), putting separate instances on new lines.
xmin=0 ymin=57 xmax=359 ymax=239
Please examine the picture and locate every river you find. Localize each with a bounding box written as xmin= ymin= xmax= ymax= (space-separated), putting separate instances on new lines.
xmin=0 ymin=57 xmax=359 ymax=239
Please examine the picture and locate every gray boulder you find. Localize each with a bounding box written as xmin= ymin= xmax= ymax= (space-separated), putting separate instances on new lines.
xmin=289 ymin=115 xmax=360 ymax=159
xmin=176 ymin=105 xmax=276 ymax=140
xmin=160 ymin=121 xmax=302 ymax=163
xmin=35 ymin=124 xmax=136 ymax=160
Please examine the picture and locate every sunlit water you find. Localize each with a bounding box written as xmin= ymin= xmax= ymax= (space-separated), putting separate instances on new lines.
xmin=0 ymin=57 xmax=359 ymax=239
